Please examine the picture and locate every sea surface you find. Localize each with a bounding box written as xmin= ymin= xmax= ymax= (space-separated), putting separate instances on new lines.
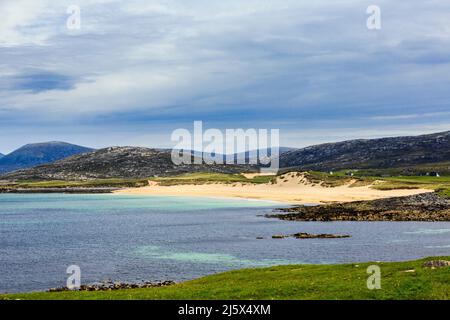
xmin=1 ymin=193 xmax=449 ymax=293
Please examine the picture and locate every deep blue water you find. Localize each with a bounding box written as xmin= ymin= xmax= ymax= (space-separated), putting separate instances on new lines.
xmin=0 ymin=193 xmax=449 ymax=293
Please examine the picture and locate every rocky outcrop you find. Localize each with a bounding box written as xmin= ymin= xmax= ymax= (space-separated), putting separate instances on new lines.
xmin=271 ymin=233 xmax=351 ymax=239
xmin=272 ymin=235 xmax=287 ymax=239
xmin=423 ymin=260 xmax=450 ymax=269
xmin=267 ymin=192 xmax=450 ymax=222
xmin=48 ymin=280 xmax=175 ymax=292
xmin=292 ymin=233 xmax=350 ymax=239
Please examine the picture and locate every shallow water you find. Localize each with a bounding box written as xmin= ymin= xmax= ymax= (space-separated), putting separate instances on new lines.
xmin=0 ymin=193 xmax=449 ymax=293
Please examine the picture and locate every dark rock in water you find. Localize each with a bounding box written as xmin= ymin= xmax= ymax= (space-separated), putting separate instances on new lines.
xmin=256 ymin=237 xmax=264 ymax=240
xmin=47 ymin=280 xmax=175 ymax=292
xmin=267 ymin=192 xmax=450 ymax=222
xmin=270 ymin=233 xmax=350 ymax=240
xmin=423 ymin=260 xmax=450 ymax=269
xmin=292 ymin=233 xmax=350 ymax=239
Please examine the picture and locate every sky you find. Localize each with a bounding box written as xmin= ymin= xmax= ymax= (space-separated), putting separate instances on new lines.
xmin=1 ymin=0 xmax=450 ymax=154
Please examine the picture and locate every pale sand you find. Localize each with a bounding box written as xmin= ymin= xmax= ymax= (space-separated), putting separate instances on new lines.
xmin=114 ymin=173 xmax=431 ymax=204
xmin=241 ymin=172 xmax=277 ymax=179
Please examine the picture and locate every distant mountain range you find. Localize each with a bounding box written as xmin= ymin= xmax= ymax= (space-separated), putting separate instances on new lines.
xmin=1 ymin=147 xmax=256 ymax=181
xmin=0 ymin=142 xmax=93 ymax=175
xmin=1 ymin=130 xmax=450 ymax=181
xmin=0 ymin=153 xmax=4 ymax=160
xmin=280 ymin=131 xmax=450 ymax=171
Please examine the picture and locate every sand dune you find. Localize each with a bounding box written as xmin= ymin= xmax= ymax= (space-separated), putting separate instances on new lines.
xmin=115 ymin=173 xmax=430 ymax=204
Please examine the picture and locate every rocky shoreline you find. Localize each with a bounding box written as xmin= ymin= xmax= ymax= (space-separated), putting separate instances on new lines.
xmin=267 ymin=192 xmax=450 ymax=222
xmin=48 ymin=280 xmax=175 ymax=292
xmin=0 ymin=187 xmax=119 ymax=194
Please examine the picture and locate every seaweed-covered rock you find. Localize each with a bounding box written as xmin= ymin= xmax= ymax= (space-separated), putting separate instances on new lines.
xmin=293 ymin=233 xmax=350 ymax=239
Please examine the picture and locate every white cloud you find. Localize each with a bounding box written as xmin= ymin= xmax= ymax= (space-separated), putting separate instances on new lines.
xmin=0 ymin=0 xmax=55 ymax=46
xmin=1 ymin=0 xmax=450 ymax=145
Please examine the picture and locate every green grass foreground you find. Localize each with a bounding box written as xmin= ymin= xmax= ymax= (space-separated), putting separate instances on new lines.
xmin=2 ymin=257 xmax=449 ymax=300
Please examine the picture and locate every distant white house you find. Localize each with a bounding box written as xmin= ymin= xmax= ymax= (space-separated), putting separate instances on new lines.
xmin=427 ymin=172 xmax=440 ymax=177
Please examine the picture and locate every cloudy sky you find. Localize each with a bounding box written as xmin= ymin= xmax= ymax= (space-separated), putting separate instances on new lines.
xmin=1 ymin=0 xmax=450 ymax=153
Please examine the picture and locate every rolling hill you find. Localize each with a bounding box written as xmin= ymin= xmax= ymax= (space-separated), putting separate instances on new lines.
xmin=0 ymin=142 xmax=93 ymax=175
xmin=1 ymin=147 xmax=256 ymax=181
xmin=3 ymin=130 xmax=450 ymax=181
xmin=280 ymin=131 xmax=450 ymax=171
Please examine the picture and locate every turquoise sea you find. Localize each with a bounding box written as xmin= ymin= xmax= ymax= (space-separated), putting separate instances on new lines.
xmin=1 ymin=193 xmax=449 ymax=293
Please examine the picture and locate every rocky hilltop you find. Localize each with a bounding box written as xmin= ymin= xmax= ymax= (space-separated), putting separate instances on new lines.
xmin=280 ymin=131 xmax=450 ymax=171
xmin=3 ymin=130 xmax=450 ymax=180
xmin=0 ymin=142 xmax=93 ymax=174
xmin=1 ymin=147 xmax=256 ymax=181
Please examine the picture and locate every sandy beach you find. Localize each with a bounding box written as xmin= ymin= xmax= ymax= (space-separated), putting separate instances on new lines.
xmin=115 ymin=173 xmax=430 ymax=204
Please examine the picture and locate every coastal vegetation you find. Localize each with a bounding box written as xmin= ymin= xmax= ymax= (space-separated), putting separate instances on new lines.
xmin=150 ymin=172 xmax=276 ymax=186
xmin=2 ymin=170 xmax=450 ymax=201
xmin=2 ymin=257 xmax=448 ymax=300
xmin=0 ymin=173 xmax=275 ymax=191
xmin=303 ymin=170 xmax=450 ymax=195
xmin=0 ymin=178 xmax=149 ymax=190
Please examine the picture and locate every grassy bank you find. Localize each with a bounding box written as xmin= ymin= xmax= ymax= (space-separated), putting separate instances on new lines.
xmin=304 ymin=170 xmax=450 ymax=195
xmin=151 ymin=171 xmax=450 ymax=193
xmin=2 ymin=170 xmax=449 ymax=191
xmin=151 ymin=172 xmax=276 ymax=186
xmin=0 ymin=178 xmax=149 ymax=189
xmin=2 ymin=171 xmax=450 ymax=199
xmin=0 ymin=173 xmax=275 ymax=190
xmin=2 ymin=257 xmax=449 ymax=300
